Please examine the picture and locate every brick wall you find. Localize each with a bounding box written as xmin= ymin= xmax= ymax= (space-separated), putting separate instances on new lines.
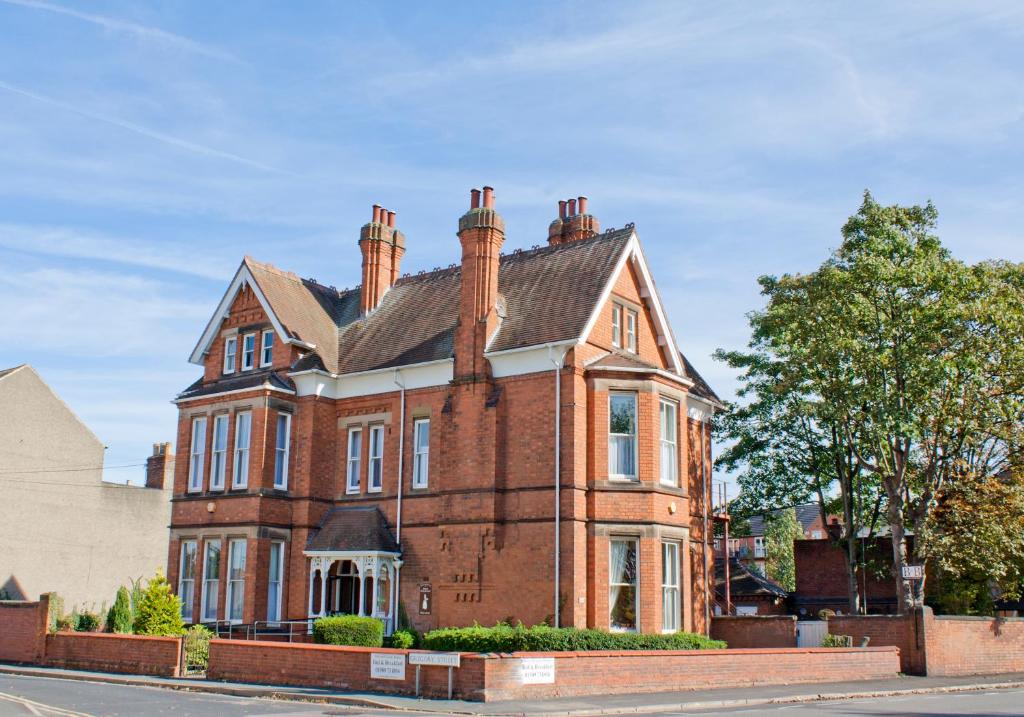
xmin=711 ymin=616 xmax=797 ymax=648
xmin=0 ymin=596 xmax=48 ymax=663
xmin=926 ymin=615 xmax=1024 ymax=677
xmin=828 ymin=612 xmax=924 ymax=674
xmin=44 ymin=633 xmax=182 ymax=677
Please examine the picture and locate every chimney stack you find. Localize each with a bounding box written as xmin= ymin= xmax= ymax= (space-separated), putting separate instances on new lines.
xmin=548 ymin=194 xmax=600 ymax=245
xmin=359 ymin=204 xmax=406 ymax=314
xmin=145 ymin=442 xmax=174 ymax=490
xmin=455 ymin=186 xmax=505 ymax=380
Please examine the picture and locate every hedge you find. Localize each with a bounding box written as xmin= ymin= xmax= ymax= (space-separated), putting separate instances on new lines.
xmin=422 ymin=623 xmax=726 ymax=652
xmin=313 ymin=615 xmax=384 ymax=647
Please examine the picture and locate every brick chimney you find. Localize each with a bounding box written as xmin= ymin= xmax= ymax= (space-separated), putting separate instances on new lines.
xmin=548 ymin=195 xmax=600 ymax=245
xmin=455 ymin=186 xmax=505 ymax=380
xmin=359 ymin=204 xmax=406 ymax=314
xmin=145 ymin=442 xmax=174 ymax=489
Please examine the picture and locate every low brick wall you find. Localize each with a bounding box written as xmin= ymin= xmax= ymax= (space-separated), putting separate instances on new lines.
xmin=828 ymin=613 xmax=924 ymax=674
xmin=0 ymin=597 xmax=49 ymax=663
xmin=926 ymin=615 xmax=1024 ymax=677
xmin=711 ymin=616 xmax=797 ymax=648
xmin=44 ymin=632 xmax=182 ymax=677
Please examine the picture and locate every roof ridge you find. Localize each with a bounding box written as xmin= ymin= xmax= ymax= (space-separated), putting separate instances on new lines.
xmin=244 ymin=256 xmax=343 ymax=296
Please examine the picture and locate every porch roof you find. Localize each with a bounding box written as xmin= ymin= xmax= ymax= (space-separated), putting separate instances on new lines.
xmin=307 ymin=506 xmax=399 ymax=553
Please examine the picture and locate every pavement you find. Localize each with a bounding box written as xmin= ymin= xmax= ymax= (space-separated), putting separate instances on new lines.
xmin=2 ymin=663 xmax=1024 ymax=716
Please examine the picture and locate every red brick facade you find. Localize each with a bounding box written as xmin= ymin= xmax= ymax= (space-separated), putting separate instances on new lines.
xmin=166 ymin=190 xmax=721 ymax=636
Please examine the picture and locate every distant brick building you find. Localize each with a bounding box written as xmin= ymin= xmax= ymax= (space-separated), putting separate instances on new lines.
xmin=165 ymin=189 xmax=722 ymax=635
xmin=794 ymin=537 xmax=901 ymax=616
xmin=720 ymin=504 xmax=830 ymax=575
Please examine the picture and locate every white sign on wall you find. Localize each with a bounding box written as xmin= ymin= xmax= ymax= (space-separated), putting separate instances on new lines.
xmin=370 ymin=653 xmax=406 ymax=680
xmin=901 ymin=565 xmax=925 ymax=580
xmin=519 ymin=657 xmax=556 ymax=684
xmin=408 ymin=652 xmax=461 ymax=668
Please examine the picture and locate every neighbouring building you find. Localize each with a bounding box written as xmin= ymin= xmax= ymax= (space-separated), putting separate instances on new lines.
xmin=714 ymin=556 xmax=789 ymax=615
xmin=793 ymin=536 xmax=902 ymax=616
xmin=0 ymin=364 xmax=173 ymax=609
xmin=165 ymin=189 xmax=723 ymax=636
xmin=720 ymin=503 xmax=830 ymax=574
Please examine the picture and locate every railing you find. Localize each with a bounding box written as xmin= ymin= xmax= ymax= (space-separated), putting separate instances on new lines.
xmin=204 ymin=619 xmax=312 ymax=642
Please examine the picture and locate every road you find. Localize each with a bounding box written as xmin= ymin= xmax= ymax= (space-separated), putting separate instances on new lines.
xmin=0 ymin=674 xmax=1022 ymax=716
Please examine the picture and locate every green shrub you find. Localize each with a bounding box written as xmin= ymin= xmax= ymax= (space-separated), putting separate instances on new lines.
xmin=387 ymin=629 xmax=418 ymax=649
xmin=55 ymin=614 xmax=75 ymax=632
xmin=107 ymin=586 xmax=133 ymax=634
xmin=133 ymin=573 xmax=185 ymax=636
xmin=313 ymin=615 xmax=384 ymax=647
xmin=421 ymin=623 xmax=726 ymax=652
xmin=75 ymin=611 xmax=100 ymax=632
xmin=45 ymin=593 xmax=65 ymax=633
xmin=184 ymin=625 xmax=214 ymax=670
xmin=822 ymin=633 xmax=852 ymax=648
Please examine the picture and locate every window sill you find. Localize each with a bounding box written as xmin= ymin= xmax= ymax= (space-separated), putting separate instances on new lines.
xmin=608 ymin=475 xmax=639 ymax=482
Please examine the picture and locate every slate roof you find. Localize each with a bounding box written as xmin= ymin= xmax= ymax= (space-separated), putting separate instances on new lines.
xmin=307 ymin=506 xmax=399 ymax=553
xmin=747 ymin=503 xmax=823 ymax=537
xmin=0 ymin=365 xmax=26 ymax=381
xmin=715 ymin=557 xmax=789 ymax=598
xmin=177 ymin=370 xmax=295 ymax=400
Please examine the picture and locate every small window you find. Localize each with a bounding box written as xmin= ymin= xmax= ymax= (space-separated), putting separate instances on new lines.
xmin=662 ymin=541 xmax=680 ymax=632
xmin=274 ymin=413 xmax=291 ymax=490
xmin=626 ymin=309 xmax=638 ymax=353
xmin=609 ymin=538 xmax=639 ymax=631
xmin=225 ymin=539 xmax=246 ymax=624
xmin=188 ymin=417 xmax=206 ymax=492
xmin=754 ymin=536 xmax=766 ymax=558
xmin=232 ymin=411 xmax=251 ymax=489
xmin=368 ymin=425 xmax=384 ymax=493
xmin=611 ymin=305 xmax=622 ymax=348
xmin=178 ymin=540 xmax=197 ymax=622
xmin=210 ymin=415 xmax=229 ymax=490
xmin=346 ymin=427 xmax=362 ymax=493
xmin=659 ymin=399 xmax=678 ymax=486
xmin=267 ymin=541 xmax=284 ymax=623
xmin=223 ymin=337 xmax=237 ymax=374
xmin=608 ymin=392 xmax=637 ymax=480
xmin=241 ymin=333 xmax=256 ymax=371
xmin=260 ymin=330 xmax=274 ymax=367
xmin=201 ymin=540 xmax=221 ymax=622
xmin=811 ymin=530 xmax=823 ymax=540
xmin=412 ymin=419 xmax=430 ymax=489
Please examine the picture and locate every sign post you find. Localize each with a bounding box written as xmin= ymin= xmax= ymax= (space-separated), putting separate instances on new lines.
xmin=408 ymin=652 xmax=461 ymax=699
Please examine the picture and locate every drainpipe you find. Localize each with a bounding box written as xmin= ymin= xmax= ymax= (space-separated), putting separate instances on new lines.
xmin=393 ymin=369 xmax=406 ymax=634
xmin=701 ymin=418 xmax=710 ymax=632
xmin=548 ymin=345 xmax=569 ymax=628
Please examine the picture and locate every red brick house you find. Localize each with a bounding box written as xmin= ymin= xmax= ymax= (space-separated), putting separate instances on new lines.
xmin=166 ymin=189 xmax=722 ymax=636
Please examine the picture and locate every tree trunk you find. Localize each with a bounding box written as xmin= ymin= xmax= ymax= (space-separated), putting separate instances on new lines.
xmin=885 ymin=492 xmax=914 ymax=613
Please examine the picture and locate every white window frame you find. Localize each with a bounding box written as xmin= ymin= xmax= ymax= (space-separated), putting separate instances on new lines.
xmin=223 ymin=336 xmax=237 ymax=374
xmin=274 ymin=413 xmax=291 ymax=490
xmin=609 ymin=538 xmax=639 ymax=632
xmin=626 ymin=309 xmax=638 ymax=353
xmin=201 ymin=539 xmax=221 ymax=623
xmin=608 ymin=392 xmax=638 ymax=481
xmin=225 ymin=539 xmax=246 ymax=624
xmin=260 ymin=330 xmax=274 ymax=368
xmin=267 ymin=541 xmax=284 ymax=623
xmin=210 ymin=414 xmax=229 ymax=491
xmin=661 ymin=541 xmax=680 ymax=633
xmin=232 ymin=411 xmax=251 ymax=489
xmin=412 ymin=418 xmax=430 ymax=489
xmin=188 ymin=417 xmax=206 ymax=493
xmin=368 ymin=425 xmax=384 ymax=493
xmin=346 ymin=427 xmax=362 ymax=494
xmin=241 ymin=333 xmax=256 ymax=371
xmin=178 ymin=540 xmax=196 ymax=622
xmin=611 ymin=304 xmax=622 ymax=348
xmin=754 ymin=536 xmax=766 ymax=558
xmin=659 ymin=398 xmax=679 ymax=486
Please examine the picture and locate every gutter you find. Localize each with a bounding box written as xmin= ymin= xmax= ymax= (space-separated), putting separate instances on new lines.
xmin=548 ymin=344 xmax=570 ymax=628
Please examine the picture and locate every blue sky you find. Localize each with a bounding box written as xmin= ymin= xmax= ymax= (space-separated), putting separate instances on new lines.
xmin=1 ymin=1 xmax=1022 ymax=485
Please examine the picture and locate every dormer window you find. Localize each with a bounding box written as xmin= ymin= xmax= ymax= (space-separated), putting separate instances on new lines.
xmin=612 ymin=305 xmax=622 ymax=348
xmin=241 ymin=333 xmax=256 ymax=371
xmin=223 ymin=337 xmax=237 ymax=374
xmin=260 ymin=330 xmax=274 ymax=367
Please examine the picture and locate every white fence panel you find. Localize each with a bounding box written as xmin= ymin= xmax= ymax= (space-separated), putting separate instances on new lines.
xmin=796 ymin=620 xmax=827 ymax=647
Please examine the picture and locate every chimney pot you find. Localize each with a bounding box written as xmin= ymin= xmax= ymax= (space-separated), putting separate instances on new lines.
xmin=387 ymin=210 xmax=396 ymax=228
xmin=567 ymin=198 xmax=577 ymax=216
xmin=558 ymin=200 xmax=567 ymax=219
xmin=372 ymin=204 xmax=382 ymax=223
xmin=482 ymin=186 xmax=494 ymax=209
xmin=470 ymin=188 xmax=481 ymax=209
xmin=578 ymin=196 xmax=588 ymax=214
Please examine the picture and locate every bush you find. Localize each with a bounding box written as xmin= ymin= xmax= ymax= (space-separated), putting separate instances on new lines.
xmin=387 ymin=629 xmax=418 ymax=649
xmin=822 ymin=633 xmax=852 ymax=648
xmin=107 ymin=586 xmax=133 ymax=634
xmin=133 ymin=573 xmax=185 ymax=636
xmin=75 ymin=611 xmax=100 ymax=632
xmin=313 ymin=615 xmax=384 ymax=647
xmin=55 ymin=614 xmax=75 ymax=632
xmin=421 ymin=623 xmax=726 ymax=653
xmin=45 ymin=593 xmax=64 ymax=633
xmin=184 ymin=625 xmax=214 ymax=670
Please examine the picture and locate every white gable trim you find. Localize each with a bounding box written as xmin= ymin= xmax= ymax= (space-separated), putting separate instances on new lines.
xmin=188 ymin=263 xmax=312 ymax=366
xmin=578 ymin=232 xmax=684 ymax=374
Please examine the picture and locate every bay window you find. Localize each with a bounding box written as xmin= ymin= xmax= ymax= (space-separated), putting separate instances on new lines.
xmin=368 ymin=425 xmax=384 ymax=493
xmin=178 ymin=540 xmax=196 ymax=622
xmin=188 ymin=417 xmax=206 ymax=492
xmin=659 ymin=399 xmax=679 ymax=486
xmin=267 ymin=541 xmax=284 ymax=623
xmin=412 ymin=419 xmax=430 ymax=489
xmin=210 ymin=415 xmax=228 ymax=490
xmin=662 ymin=541 xmax=680 ymax=632
xmin=232 ymin=411 xmax=251 ymax=489
xmin=274 ymin=413 xmax=291 ymax=490
xmin=608 ymin=392 xmax=637 ymax=480
xmin=346 ymin=427 xmax=362 ymax=493
xmin=609 ymin=538 xmax=639 ymax=631
xmin=225 ymin=539 xmax=246 ymax=624
xmin=201 ymin=540 xmax=221 ymax=622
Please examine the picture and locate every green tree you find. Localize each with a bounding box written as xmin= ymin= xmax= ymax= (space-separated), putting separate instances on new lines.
xmin=106 ymin=586 xmax=133 ymax=634
xmin=133 ymin=573 xmax=185 ymax=636
xmin=763 ymin=509 xmax=802 ymax=591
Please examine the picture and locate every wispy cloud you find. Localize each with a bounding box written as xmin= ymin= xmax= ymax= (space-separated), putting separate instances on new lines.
xmin=0 ymin=0 xmax=239 ymax=63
